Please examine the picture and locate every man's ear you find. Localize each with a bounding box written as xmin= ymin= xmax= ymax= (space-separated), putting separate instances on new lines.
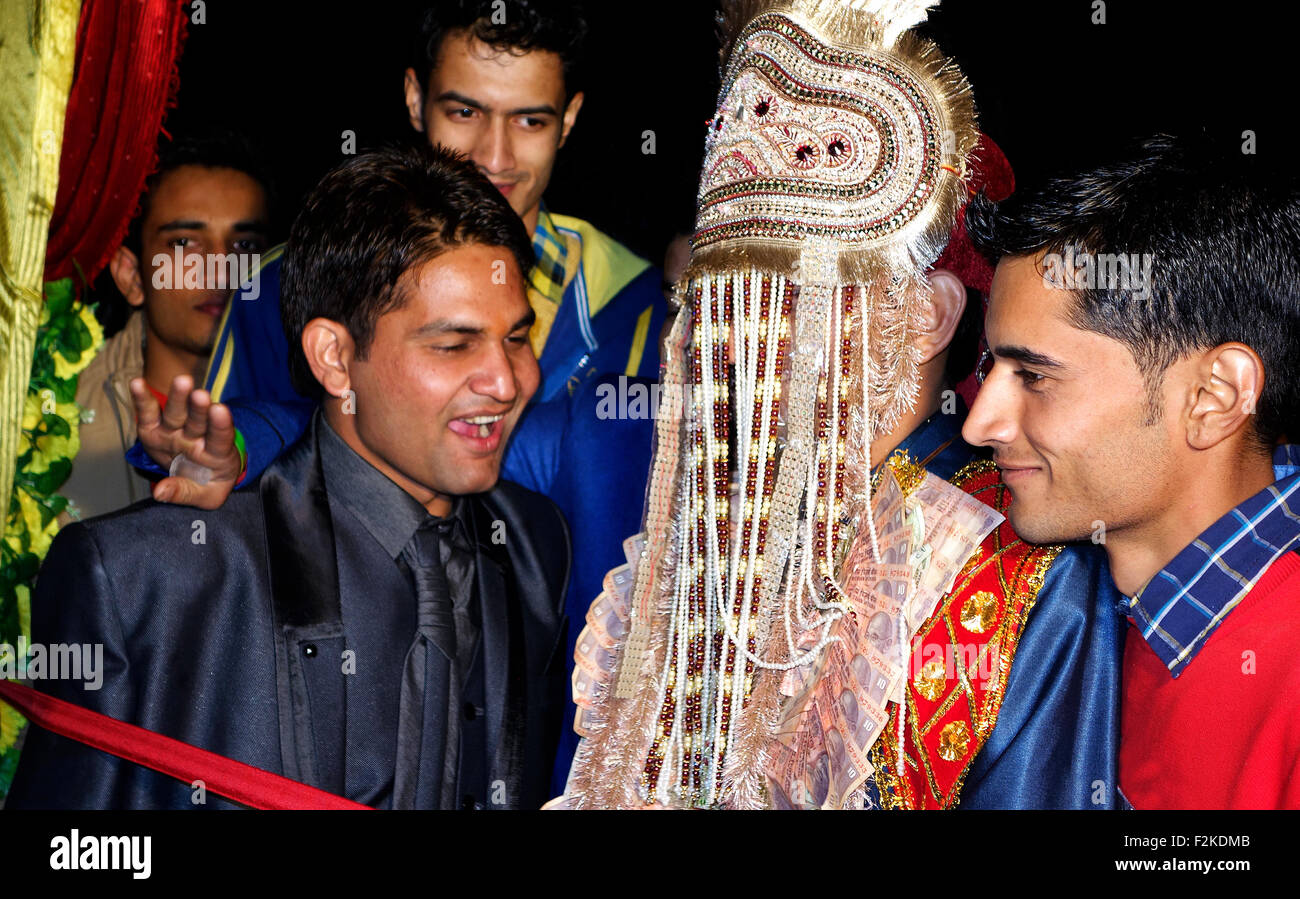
xmin=302 ymin=318 xmax=356 ymax=399
xmin=110 ymin=246 xmax=146 ymax=308
xmin=403 ymin=67 xmax=427 ymax=134
xmin=916 ymin=267 xmax=967 ymax=365
xmin=558 ymin=90 xmax=585 ymax=148
xmin=1186 ymin=343 xmax=1265 ymax=450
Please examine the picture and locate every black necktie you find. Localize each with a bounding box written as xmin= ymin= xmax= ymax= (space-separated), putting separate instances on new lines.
xmin=392 ymin=518 xmax=464 ymax=809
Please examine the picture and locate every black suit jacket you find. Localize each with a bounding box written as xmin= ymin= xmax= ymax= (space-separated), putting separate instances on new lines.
xmin=6 ymin=420 xmax=570 ymax=809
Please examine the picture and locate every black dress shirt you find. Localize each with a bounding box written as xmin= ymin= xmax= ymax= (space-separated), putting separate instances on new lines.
xmin=317 ymin=416 xmax=481 ymax=807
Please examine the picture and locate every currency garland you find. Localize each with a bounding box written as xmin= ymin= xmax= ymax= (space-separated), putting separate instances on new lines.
xmin=0 ymin=276 xmax=103 ymax=796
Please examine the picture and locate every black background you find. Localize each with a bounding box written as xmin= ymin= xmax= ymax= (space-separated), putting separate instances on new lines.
xmin=162 ymin=0 xmax=1298 ymax=269
xmin=0 ymin=808 xmax=1284 ymax=885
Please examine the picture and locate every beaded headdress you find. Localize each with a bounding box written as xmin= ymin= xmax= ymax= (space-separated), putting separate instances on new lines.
xmin=563 ymin=0 xmax=978 ymax=808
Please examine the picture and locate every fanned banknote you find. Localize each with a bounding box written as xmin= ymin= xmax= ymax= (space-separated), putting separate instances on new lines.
xmin=568 ymin=537 xmax=644 ymax=737
xmin=765 ymin=466 xmax=1003 ymax=808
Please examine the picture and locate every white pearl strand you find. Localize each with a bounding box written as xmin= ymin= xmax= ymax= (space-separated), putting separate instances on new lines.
xmin=697 ymin=273 xmax=732 ymax=804
xmin=723 ymin=282 xmax=844 ymax=673
xmin=711 ymin=271 xmax=752 ymax=800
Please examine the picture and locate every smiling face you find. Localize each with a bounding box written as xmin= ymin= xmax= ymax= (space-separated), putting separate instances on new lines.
xmin=135 ymin=164 xmax=269 ymax=356
xmin=961 ymin=254 xmax=1180 ymax=546
xmin=339 ymin=243 xmax=539 ymax=515
xmin=405 ymin=32 xmax=582 ymax=235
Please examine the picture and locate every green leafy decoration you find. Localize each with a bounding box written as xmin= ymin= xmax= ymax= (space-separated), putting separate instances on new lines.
xmin=0 ymin=276 xmax=103 ymax=800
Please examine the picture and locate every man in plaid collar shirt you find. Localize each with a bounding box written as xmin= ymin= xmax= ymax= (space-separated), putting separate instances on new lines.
xmin=963 ymin=135 xmax=1300 ymax=809
xmin=401 ymin=1 xmax=666 ymax=406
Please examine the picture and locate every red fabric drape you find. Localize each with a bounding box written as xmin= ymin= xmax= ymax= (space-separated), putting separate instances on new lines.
xmin=43 ymin=0 xmax=188 ymax=284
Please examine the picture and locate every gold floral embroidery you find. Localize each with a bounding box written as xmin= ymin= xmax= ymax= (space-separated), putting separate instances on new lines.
xmin=960 ymin=590 xmax=998 ymax=634
xmin=937 ymin=721 xmax=970 ymax=762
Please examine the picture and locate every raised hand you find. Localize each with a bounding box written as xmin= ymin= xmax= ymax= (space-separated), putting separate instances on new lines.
xmin=130 ymin=375 xmax=243 ymax=510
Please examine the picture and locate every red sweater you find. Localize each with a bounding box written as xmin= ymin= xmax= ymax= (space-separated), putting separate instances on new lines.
xmin=1120 ymin=551 xmax=1300 ymax=809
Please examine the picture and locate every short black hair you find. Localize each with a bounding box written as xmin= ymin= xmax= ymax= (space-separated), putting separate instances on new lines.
xmin=967 ymin=134 xmax=1300 ymax=448
xmin=280 ymin=143 xmax=535 ymax=397
xmin=125 ymin=128 xmax=274 ymax=258
xmin=410 ymin=0 xmax=587 ymax=100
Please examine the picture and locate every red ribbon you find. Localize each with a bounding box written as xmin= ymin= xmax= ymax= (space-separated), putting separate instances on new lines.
xmin=0 ymin=680 xmax=370 ymax=810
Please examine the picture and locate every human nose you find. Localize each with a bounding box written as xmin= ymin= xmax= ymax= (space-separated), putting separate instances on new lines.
xmin=961 ymin=366 xmax=1020 ymax=448
xmin=472 ymin=118 xmax=515 ymax=174
xmin=469 ymin=342 xmax=520 ymax=405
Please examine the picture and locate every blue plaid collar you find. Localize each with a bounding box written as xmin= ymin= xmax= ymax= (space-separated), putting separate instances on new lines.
xmin=528 ymin=204 xmax=569 ymax=309
xmin=1127 ymin=445 xmax=1300 ymax=677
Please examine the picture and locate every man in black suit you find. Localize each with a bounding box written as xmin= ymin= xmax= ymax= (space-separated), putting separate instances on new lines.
xmin=7 ymin=144 xmax=569 ymax=810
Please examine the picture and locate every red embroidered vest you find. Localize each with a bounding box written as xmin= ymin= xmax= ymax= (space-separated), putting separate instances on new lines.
xmin=869 ymin=459 xmax=1062 ymax=809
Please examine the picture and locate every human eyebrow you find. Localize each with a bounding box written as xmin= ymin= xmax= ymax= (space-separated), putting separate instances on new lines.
xmin=509 ymin=309 xmax=537 ymax=333
xmin=434 ymin=91 xmax=487 ymax=111
xmin=991 ymin=345 xmax=1065 ymax=369
xmin=156 ymin=220 xmax=207 ymax=232
xmin=232 ymin=220 xmax=269 ymax=234
xmin=410 ymin=307 xmax=535 ymax=340
xmin=507 ymin=104 xmax=559 ymax=118
xmin=413 ymin=320 xmax=484 ymax=339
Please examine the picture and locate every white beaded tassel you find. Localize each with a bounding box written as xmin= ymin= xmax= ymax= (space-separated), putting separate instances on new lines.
xmin=860 ymin=289 xmax=882 ymax=565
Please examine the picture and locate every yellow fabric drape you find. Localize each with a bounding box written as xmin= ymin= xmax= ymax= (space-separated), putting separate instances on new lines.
xmin=0 ymin=0 xmax=81 ymax=525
